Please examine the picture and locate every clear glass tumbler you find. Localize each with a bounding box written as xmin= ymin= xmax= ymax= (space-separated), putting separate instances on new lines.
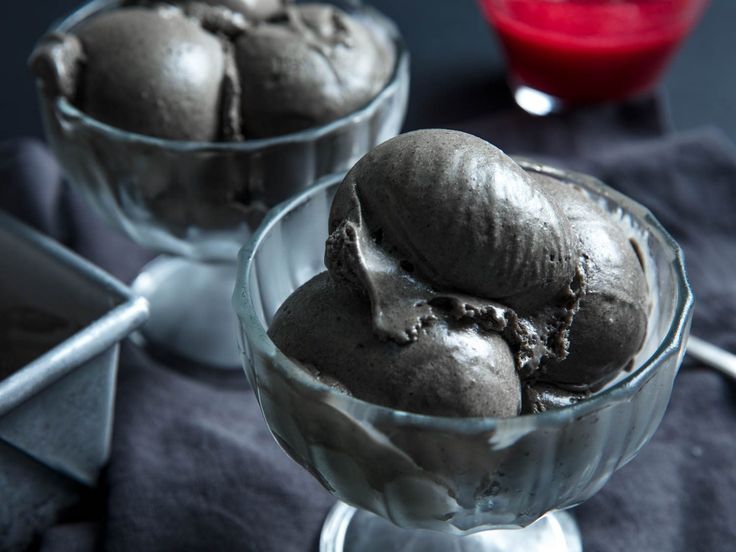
xmin=478 ymin=0 xmax=708 ymax=115
xmin=233 ymin=163 xmax=694 ymax=550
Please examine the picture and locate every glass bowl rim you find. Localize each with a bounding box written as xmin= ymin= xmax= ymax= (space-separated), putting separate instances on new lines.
xmin=42 ymin=0 xmax=409 ymax=153
xmin=233 ymin=160 xmax=694 ymax=432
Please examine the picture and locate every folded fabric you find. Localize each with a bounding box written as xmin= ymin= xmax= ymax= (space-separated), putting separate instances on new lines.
xmin=0 ymin=139 xmax=333 ymax=552
xmin=565 ymin=129 xmax=736 ymax=552
xmin=1 ymin=102 xmax=735 ymax=551
xmin=459 ymin=115 xmax=736 ymax=550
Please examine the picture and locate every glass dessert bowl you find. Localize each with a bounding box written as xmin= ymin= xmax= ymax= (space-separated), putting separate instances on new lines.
xmin=31 ymin=0 xmax=409 ymax=367
xmin=233 ymin=163 xmax=693 ymax=550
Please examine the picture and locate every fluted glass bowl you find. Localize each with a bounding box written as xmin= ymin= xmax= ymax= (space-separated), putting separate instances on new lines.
xmin=233 ymin=163 xmax=693 ymax=535
xmin=34 ymin=0 xmax=409 ymax=262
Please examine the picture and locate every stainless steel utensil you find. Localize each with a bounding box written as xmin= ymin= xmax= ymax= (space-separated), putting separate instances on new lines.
xmin=687 ymin=336 xmax=736 ymax=380
xmin=0 ymin=210 xmax=148 ymax=550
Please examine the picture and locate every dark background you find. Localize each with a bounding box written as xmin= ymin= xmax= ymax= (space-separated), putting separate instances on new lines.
xmin=1 ymin=0 xmax=735 ymax=143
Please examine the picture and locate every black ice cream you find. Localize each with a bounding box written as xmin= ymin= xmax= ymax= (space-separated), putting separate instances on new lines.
xmin=269 ymin=129 xmax=650 ymax=417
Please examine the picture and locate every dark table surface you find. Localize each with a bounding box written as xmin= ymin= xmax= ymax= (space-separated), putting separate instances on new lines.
xmin=1 ymin=0 xmax=735 ymax=143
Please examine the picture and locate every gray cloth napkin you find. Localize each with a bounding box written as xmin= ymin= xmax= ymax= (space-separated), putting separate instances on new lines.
xmin=1 ymin=103 xmax=735 ymax=551
xmin=567 ymin=129 xmax=736 ymax=552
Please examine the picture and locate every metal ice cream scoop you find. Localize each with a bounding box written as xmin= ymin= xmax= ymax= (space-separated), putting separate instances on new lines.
xmin=687 ymin=336 xmax=736 ymax=380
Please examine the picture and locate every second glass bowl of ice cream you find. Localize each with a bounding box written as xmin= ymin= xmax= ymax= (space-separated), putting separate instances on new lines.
xmin=31 ymin=0 xmax=409 ymax=366
xmin=233 ymin=157 xmax=693 ymax=549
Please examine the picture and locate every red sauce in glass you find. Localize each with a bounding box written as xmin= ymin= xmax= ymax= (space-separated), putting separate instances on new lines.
xmin=479 ymin=0 xmax=708 ymax=103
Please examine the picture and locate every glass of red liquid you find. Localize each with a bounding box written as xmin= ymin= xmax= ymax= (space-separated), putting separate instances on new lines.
xmin=478 ymin=0 xmax=708 ymax=115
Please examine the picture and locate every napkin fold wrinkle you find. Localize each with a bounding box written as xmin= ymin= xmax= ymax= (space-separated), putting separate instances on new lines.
xmin=0 ymin=139 xmax=66 ymax=240
xmin=1 ymin=99 xmax=734 ymax=552
xmin=102 ymin=344 xmax=332 ymax=552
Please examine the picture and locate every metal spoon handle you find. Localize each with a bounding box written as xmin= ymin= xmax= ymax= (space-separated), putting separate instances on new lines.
xmin=687 ymin=336 xmax=736 ymax=380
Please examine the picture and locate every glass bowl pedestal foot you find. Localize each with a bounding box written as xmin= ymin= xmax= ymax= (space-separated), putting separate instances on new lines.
xmin=321 ymin=502 xmax=581 ymax=552
xmin=131 ymin=255 xmax=240 ymax=368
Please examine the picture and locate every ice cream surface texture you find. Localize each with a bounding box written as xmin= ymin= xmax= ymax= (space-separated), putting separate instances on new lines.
xmin=234 ymin=3 xmax=395 ymax=137
xmin=269 ymin=129 xmax=649 ymax=417
xmin=30 ymin=1 xmax=395 ymax=140
xmin=71 ymin=7 xmax=229 ymax=141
